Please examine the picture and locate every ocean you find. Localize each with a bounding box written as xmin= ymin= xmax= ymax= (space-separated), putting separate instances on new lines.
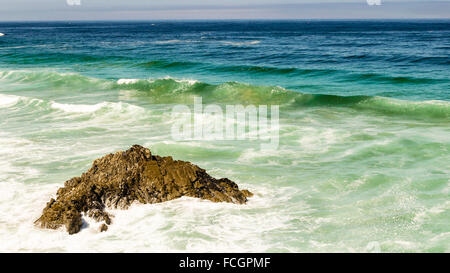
xmin=0 ymin=20 xmax=448 ymax=252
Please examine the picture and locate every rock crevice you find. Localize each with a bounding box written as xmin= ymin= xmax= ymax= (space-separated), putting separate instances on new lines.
xmin=35 ymin=145 xmax=253 ymax=234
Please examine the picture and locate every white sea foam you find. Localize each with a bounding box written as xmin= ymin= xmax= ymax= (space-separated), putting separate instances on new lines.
xmin=50 ymin=101 xmax=145 ymax=116
xmin=51 ymin=102 xmax=106 ymax=113
xmin=1 ymin=72 xmax=449 ymax=253
xmin=171 ymin=78 xmax=198 ymax=85
xmin=0 ymin=181 xmax=298 ymax=252
xmin=220 ymin=40 xmax=261 ymax=46
xmin=0 ymin=46 xmax=28 ymax=50
xmin=0 ymin=94 xmax=46 ymax=111
xmin=0 ymin=94 xmax=21 ymax=108
xmin=413 ymin=201 xmax=450 ymax=224
xmin=0 ymin=93 xmax=146 ymax=120
xmin=117 ymin=77 xmax=198 ymax=86
xmin=117 ymin=78 xmax=140 ymax=85
xmin=153 ymin=39 xmax=182 ymax=44
xmin=158 ymin=76 xmax=198 ymax=85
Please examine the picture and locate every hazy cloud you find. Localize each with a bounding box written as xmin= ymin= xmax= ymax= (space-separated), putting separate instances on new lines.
xmin=0 ymin=0 xmax=448 ymax=21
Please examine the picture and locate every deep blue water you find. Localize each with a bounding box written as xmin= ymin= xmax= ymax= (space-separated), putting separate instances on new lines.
xmin=1 ymin=20 xmax=449 ymax=101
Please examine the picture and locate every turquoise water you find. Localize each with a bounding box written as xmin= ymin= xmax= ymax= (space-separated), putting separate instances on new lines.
xmin=0 ymin=21 xmax=449 ymax=252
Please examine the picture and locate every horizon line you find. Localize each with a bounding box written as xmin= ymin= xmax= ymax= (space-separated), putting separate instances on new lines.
xmin=1 ymin=18 xmax=450 ymax=23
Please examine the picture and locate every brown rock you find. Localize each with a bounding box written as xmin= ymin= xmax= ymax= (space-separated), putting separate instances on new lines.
xmin=35 ymin=145 xmax=252 ymax=234
xmin=99 ymin=224 xmax=108 ymax=232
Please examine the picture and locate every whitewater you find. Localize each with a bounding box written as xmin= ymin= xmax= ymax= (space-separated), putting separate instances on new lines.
xmin=0 ymin=21 xmax=448 ymax=252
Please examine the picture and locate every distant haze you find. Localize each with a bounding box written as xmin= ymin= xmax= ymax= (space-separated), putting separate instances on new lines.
xmin=0 ymin=0 xmax=449 ymax=21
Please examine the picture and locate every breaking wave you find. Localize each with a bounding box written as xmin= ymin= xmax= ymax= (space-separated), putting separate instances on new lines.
xmin=0 ymin=70 xmax=448 ymax=120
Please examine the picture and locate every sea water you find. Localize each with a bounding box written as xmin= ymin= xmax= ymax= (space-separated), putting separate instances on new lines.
xmin=0 ymin=21 xmax=448 ymax=252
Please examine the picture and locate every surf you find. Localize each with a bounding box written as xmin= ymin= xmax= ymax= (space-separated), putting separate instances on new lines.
xmin=1 ymin=70 xmax=448 ymax=120
xmin=0 ymin=21 xmax=449 ymax=253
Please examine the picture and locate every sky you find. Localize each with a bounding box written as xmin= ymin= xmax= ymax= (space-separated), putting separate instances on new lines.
xmin=0 ymin=0 xmax=449 ymax=21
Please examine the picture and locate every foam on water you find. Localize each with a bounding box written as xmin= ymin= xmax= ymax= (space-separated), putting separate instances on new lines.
xmin=220 ymin=41 xmax=261 ymax=46
xmin=51 ymin=102 xmax=108 ymax=113
xmin=0 ymin=110 xmax=448 ymax=252
xmin=1 ymin=85 xmax=449 ymax=252
xmin=0 ymin=179 xmax=298 ymax=252
xmin=117 ymin=77 xmax=198 ymax=86
xmin=0 ymin=20 xmax=449 ymax=252
xmin=50 ymin=101 xmax=145 ymax=115
xmin=0 ymin=93 xmax=146 ymax=122
xmin=0 ymin=94 xmax=21 ymax=108
xmin=153 ymin=39 xmax=183 ymax=44
xmin=117 ymin=78 xmax=140 ymax=85
xmin=1 ymin=70 xmax=448 ymax=120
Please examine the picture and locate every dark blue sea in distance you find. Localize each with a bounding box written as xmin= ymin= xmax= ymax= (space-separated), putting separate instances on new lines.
xmin=0 ymin=20 xmax=449 ymax=100
xmin=0 ymin=21 xmax=449 ymax=252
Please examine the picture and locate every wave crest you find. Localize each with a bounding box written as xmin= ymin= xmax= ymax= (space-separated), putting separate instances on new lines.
xmin=0 ymin=70 xmax=448 ymax=120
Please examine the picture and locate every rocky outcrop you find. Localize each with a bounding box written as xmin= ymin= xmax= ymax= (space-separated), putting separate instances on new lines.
xmin=35 ymin=145 xmax=253 ymax=234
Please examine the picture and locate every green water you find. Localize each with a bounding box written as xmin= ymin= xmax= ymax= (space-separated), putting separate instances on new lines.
xmin=0 ymin=70 xmax=448 ymax=252
xmin=0 ymin=21 xmax=449 ymax=252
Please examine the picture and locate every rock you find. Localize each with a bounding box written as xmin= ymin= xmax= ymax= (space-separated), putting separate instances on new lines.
xmin=99 ymin=224 xmax=108 ymax=232
xmin=64 ymin=208 xmax=83 ymax=235
xmin=35 ymin=145 xmax=252 ymax=234
xmin=241 ymin=190 xmax=254 ymax=198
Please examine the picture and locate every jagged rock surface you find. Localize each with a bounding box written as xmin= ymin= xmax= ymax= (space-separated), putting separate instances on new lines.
xmin=35 ymin=145 xmax=253 ymax=234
